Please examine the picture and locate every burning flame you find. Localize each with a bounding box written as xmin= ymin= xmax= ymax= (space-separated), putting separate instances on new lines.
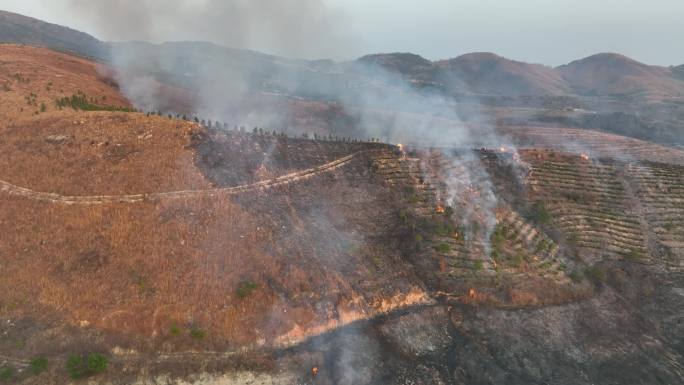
xmin=468 ymin=288 xmax=477 ymax=298
xmin=312 ymin=367 xmax=319 ymax=377
xmin=435 ymin=206 xmax=446 ymax=214
xmin=396 ymin=143 xmax=404 ymax=151
xmin=499 ymin=146 xmax=507 ymax=153
xmin=580 ymin=153 xmax=590 ymax=161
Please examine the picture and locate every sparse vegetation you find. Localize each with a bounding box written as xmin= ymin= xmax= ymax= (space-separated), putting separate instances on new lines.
xmin=569 ymin=269 xmax=583 ymax=283
xmin=473 ymin=260 xmax=484 ymax=271
xmin=169 ymin=323 xmax=182 ymax=336
xmin=435 ymin=243 xmax=451 ymax=253
xmin=0 ymin=366 xmax=14 ymax=382
xmin=236 ymin=280 xmax=259 ymax=299
xmin=190 ymin=327 xmax=207 ymax=340
xmin=511 ymin=252 xmax=524 ymax=268
xmin=531 ymin=201 xmax=551 ymax=224
xmin=29 ymin=357 xmax=48 ymax=375
xmin=55 ymin=91 xmax=135 ymax=112
xmin=65 ymin=353 xmax=108 ymax=379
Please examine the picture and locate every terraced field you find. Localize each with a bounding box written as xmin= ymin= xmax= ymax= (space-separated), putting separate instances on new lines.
xmin=628 ymin=162 xmax=684 ymax=273
xmin=510 ymin=127 xmax=684 ymax=166
xmin=525 ymin=151 xmax=650 ymax=264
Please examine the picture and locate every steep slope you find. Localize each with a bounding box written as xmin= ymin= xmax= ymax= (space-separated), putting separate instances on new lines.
xmin=0 ymin=45 xmax=683 ymax=384
xmin=437 ymin=52 xmax=571 ymax=96
xmin=558 ymin=53 xmax=684 ymax=97
xmin=0 ymin=44 xmax=130 ymax=122
xmin=0 ymin=10 xmax=105 ymax=59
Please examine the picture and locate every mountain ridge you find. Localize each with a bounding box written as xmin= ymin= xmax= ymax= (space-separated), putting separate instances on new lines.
xmin=2 ymin=9 xmax=684 ymax=99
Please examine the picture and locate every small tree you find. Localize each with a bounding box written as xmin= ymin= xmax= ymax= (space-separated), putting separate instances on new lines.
xmin=66 ymin=353 xmax=108 ymax=379
xmin=29 ymin=357 xmax=48 ymax=375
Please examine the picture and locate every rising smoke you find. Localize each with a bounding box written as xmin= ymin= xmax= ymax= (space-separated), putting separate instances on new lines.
xmin=54 ymin=0 xmax=351 ymax=60
xmin=46 ymin=0 xmax=517 ymax=366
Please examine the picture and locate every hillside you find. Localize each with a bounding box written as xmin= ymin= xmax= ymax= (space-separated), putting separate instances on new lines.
xmin=437 ymin=52 xmax=571 ymax=96
xmin=2 ymin=9 xmax=684 ymax=103
xmin=557 ymin=53 xmax=684 ymax=97
xmin=0 ymin=10 xmax=105 ymax=59
xmin=0 ymin=44 xmax=682 ymax=384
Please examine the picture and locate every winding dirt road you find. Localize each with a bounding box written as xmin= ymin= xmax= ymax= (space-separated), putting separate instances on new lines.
xmin=0 ymin=152 xmax=362 ymax=205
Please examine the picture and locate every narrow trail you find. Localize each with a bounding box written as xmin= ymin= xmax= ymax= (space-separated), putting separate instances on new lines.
xmin=0 ymin=151 xmax=365 ymax=205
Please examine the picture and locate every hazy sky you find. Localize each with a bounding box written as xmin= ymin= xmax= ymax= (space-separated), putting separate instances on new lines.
xmin=3 ymin=0 xmax=683 ymax=66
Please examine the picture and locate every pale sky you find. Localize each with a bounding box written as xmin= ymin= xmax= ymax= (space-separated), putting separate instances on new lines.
xmin=3 ymin=0 xmax=683 ymax=66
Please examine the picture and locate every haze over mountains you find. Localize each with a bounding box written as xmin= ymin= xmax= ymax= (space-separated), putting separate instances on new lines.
xmin=1 ymin=8 xmax=684 ymax=385
xmin=2 ymin=9 xmax=683 ymax=100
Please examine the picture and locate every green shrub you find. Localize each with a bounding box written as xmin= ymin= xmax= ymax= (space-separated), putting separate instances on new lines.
xmin=569 ymin=269 xmax=583 ymax=283
xmin=531 ymin=201 xmax=551 ymax=224
xmin=190 ymin=328 xmax=206 ymax=340
xmin=535 ymin=239 xmax=548 ymax=253
xmin=0 ymin=366 xmax=14 ymax=382
xmin=66 ymin=353 xmax=107 ymax=379
xmin=236 ymin=281 xmax=259 ymax=299
xmin=473 ymin=260 xmax=484 ymax=271
xmin=55 ymin=92 xmax=134 ymax=112
xmin=490 ymin=226 xmax=506 ymax=249
xmin=435 ymin=243 xmax=451 ymax=253
xmin=169 ymin=323 xmax=181 ymax=336
xmin=414 ymin=234 xmax=423 ymax=242
xmin=29 ymin=357 xmax=48 ymax=375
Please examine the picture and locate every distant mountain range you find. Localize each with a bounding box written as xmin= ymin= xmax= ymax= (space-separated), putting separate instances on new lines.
xmin=2 ymin=9 xmax=684 ymax=100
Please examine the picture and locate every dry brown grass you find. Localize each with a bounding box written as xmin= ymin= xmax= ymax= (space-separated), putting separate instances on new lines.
xmin=0 ymin=112 xmax=211 ymax=195
xmin=0 ymin=44 xmax=130 ymax=122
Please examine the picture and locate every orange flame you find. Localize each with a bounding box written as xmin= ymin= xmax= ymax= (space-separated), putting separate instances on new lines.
xmin=396 ymin=143 xmax=404 ymax=151
xmin=580 ymin=153 xmax=590 ymax=161
xmin=468 ymin=288 xmax=477 ymax=298
xmin=312 ymin=367 xmax=319 ymax=377
xmin=435 ymin=206 xmax=446 ymax=214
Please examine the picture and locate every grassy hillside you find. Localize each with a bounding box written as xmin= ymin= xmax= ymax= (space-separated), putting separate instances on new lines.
xmin=0 ymin=44 xmax=682 ymax=384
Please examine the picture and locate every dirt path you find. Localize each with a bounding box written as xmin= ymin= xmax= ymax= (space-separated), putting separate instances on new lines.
xmin=0 ymin=152 xmax=363 ymax=205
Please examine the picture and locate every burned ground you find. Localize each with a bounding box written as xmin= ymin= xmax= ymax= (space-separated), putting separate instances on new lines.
xmin=0 ymin=45 xmax=682 ymax=384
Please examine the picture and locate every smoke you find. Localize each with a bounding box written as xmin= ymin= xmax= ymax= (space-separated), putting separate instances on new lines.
xmin=54 ymin=0 xmax=351 ymax=60
xmin=48 ymin=0 xmax=516 ymax=363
